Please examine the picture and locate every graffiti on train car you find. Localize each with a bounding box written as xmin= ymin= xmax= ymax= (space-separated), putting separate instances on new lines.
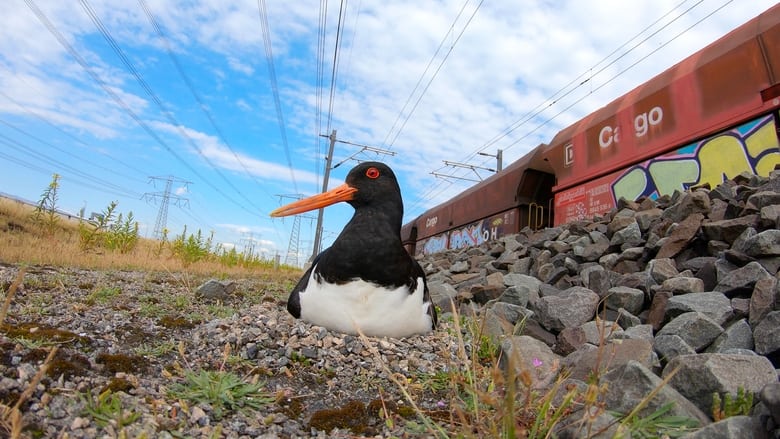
xmin=420 ymin=210 xmax=516 ymax=255
xmin=557 ymin=114 xmax=780 ymax=223
xmin=612 ymin=115 xmax=780 ymax=201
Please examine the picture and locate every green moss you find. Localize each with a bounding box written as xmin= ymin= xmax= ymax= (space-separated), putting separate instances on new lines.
xmin=278 ymin=396 xmax=305 ymax=418
xmin=47 ymin=351 xmax=90 ymax=379
xmin=308 ymin=400 xmax=371 ymax=435
xmin=21 ymin=348 xmax=48 ymax=363
xmin=118 ymin=326 xmax=157 ymax=345
xmin=101 ymin=377 xmax=135 ymax=394
xmin=367 ymin=398 xmax=397 ymax=416
xmin=158 ymin=315 xmax=198 ymax=329
xmin=1 ymin=322 xmax=91 ymax=345
xmin=396 ymin=405 xmax=417 ymax=418
xmin=95 ymin=352 xmax=146 ymax=374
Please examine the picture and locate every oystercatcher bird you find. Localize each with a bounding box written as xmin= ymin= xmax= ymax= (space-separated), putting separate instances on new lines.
xmin=270 ymin=162 xmax=437 ymax=338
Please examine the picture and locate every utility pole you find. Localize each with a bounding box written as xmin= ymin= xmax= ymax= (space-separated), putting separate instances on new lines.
xmin=144 ymin=176 xmax=191 ymax=239
xmin=478 ymin=149 xmax=503 ymax=172
xmin=311 ymin=130 xmax=337 ymax=261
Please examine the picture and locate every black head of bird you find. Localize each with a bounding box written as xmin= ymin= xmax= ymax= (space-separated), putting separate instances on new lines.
xmin=270 ymin=162 xmax=437 ymax=338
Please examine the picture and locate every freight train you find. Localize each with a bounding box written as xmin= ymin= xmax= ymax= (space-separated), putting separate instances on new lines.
xmin=401 ymin=3 xmax=780 ymax=256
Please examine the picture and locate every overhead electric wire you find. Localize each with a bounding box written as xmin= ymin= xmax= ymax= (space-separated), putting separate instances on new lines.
xmin=406 ymin=0 xmax=713 ymax=217
xmin=0 ymin=135 xmax=141 ymax=199
xmin=381 ymin=0 xmax=473 ymax=147
xmin=340 ymin=0 xmax=363 ymax=94
xmin=137 ymin=0 xmax=273 ymax=198
xmin=460 ymin=0 xmax=701 ymax=165
xmin=500 ymin=0 xmax=735 ymax=157
xmin=384 ymin=0 xmax=485 ymax=149
xmin=257 ymin=0 xmax=299 ymax=194
xmin=0 ymin=117 xmax=144 ymax=186
xmin=78 ymin=0 xmax=267 ymax=215
xmin=420 ymin=0 xmax=727 ymax=214
xmin=313 ymin=0 xmax=329 ymax=188
xmin=0 ymin=88 xmax=151 ymax=179
xmin=0 ymin=149 xmax=135 ymax=199
xmin=24 ymin=0 xmax=262 ymax=219
xmin=324 ymin=0 xmax=348 ymax=135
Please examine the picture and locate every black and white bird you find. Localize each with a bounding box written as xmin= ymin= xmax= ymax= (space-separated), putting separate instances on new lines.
xmin=270 ymin=162 xmax=437 ymax=338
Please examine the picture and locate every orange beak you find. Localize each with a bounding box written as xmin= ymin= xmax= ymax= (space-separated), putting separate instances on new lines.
xmin=270 ymin=183 xmax=358 ymax=217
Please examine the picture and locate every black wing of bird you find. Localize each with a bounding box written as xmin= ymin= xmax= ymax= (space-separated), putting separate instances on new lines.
xmin=287 ymin=248 xmax=329 ymax=318
xmin=411 ymin=256 xmax=437 ymax=328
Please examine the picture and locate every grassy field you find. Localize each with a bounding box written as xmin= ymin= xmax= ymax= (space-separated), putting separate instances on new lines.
xmin=0 ymin=194 xmax=299 ymax=281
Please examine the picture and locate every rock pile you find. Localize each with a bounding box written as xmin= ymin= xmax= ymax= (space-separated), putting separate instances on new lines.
xmin=422 ymin=170 xmax=780 ymax=438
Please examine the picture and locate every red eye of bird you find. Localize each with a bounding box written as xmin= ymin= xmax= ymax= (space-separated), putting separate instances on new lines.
xmin=365 ymin=167 xmax=380 ymax=179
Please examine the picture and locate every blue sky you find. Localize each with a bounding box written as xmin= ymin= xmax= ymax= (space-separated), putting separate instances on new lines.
xmin=1 ymin=0 xmax=776 ymax=266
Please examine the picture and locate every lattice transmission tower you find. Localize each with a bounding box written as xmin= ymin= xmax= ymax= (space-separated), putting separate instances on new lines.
xmin=275 ymin=194 xmax=314 ymax=267
xmin=144 ymin=176 xmax=191 ymax=239
xmin=285 ymin=214 xmax=302 ymax=267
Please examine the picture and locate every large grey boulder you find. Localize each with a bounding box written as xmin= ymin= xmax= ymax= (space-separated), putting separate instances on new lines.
xmin=602 ymin=361 xmax=710 ymax=426
xmin=665 ymin=292 xmax=733 ymax=325
xmin=531 ymin=287 xmax=599 ymax=332
xmin=663 ymin=353 xmax=777 ymax=414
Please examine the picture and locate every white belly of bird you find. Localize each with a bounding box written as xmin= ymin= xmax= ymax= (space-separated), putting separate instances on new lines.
xmin=299 ymin=270 xmax=433 ymax=338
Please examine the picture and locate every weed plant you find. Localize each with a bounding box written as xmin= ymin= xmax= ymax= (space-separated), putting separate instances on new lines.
xmin=712 ymin=387 xmax=754 ymax=421
xmin=81 ymin=389 xmax=141 ymax=430
xmin=78 ymin=201 xmax=140 ymax=254
xmin=30 ymin=174 xmax=61 ymax=235
xmin=168 ymin=345 xmax=274 ymax=421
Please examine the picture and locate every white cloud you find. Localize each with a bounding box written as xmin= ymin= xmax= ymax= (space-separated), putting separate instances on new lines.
xmin=149 ymin=121 xmax=321 ymax=186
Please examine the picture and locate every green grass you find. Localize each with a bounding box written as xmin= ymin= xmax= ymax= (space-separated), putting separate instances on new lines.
xmin=613 ymin=402 xmax=700 ymax=438
xmin=86 ymin=285 xmax=122 ymax=305
xmin=81 ymin=389 xmax=141 ymax=430
xmin=167 ymin=370 xmax=274 ymax=420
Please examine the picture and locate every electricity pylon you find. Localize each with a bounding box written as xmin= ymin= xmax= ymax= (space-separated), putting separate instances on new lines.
xmin=144 ymin=176 xmax=191 ymax=239
xmin=275 ymin=194 xmax=314 ymax=267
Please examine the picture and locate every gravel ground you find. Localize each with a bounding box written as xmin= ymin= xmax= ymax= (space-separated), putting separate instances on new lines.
xmin=0 ymin=263 xmax=467 ymax=438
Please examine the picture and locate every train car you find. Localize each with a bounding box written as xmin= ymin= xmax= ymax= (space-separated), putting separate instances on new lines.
xmin=401 ymin=146 xmax=555 ymax=256
xmin=542 ymin=3 xmax=780 ymax=225
xmin=402 ymin=3 xmax=780 ymax=256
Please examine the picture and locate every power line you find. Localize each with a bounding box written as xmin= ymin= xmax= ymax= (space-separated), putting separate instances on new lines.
xmin=313 ymin=0 xmax=329 ymax=190
xmin=24 ymin=0 xmax=261 ymax=219
xmin=324 ymin=0 xmax=348 ymax=135
xmin=0 ymin=139 xmax=139 ymax=199
xmin=0 ymin=117 xmax=143 ymax=186
xmin=78 ymin=0 xmax=265 ymax=215
xmin=406 ymin=0 xmax=711 ymax=217
xmin=0 ymin=88 xmax=151 ymax=180
xmin=463 ymin=0 xmax=701 ymax=164
xmin=384 ymin=0 xmax=485 ymax=149
xmin=137 ymin=0 xmax=272 ymax=197
xmin=381 ymin=0 xmax=473 ymax=147
xmin=0 ymin=133 xmax=141 ymax=198
xmin=257 ymin=0 xmax=299 ymax=193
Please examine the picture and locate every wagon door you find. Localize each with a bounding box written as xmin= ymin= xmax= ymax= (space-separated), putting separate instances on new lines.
xmin=516 ymin=169 xmax=556 ymax=230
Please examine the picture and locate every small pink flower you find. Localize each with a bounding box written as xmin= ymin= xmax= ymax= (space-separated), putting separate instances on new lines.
xmin=532 ymin=357 xmax=543 ymax=368
xmin=436 ymin=400 xmax=447 ymax=408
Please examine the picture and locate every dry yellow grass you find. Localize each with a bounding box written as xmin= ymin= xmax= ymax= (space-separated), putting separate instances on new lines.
xmin=0 ymin=196 xmax=300 ymax=280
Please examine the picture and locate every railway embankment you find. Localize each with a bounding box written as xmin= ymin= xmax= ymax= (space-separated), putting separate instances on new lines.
xmin=423 ymin=169 xmax=780 ymax=438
